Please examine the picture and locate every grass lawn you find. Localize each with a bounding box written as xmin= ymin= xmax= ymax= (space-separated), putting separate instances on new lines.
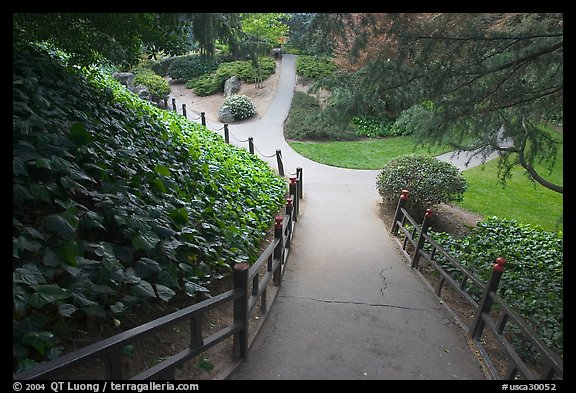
xmin=458 ymin=142 xmax=563 ymax=232
xmin=288 ymin=136 xmax=452 ymax=170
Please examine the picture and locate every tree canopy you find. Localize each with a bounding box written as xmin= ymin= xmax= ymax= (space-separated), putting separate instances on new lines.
xmin=13 ymin=13 xmax=193 ymax=66
xmin=308 ymin=13 xmax=563 ymax=193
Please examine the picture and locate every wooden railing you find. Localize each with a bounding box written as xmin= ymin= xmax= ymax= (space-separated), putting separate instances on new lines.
xmin=390 ymin=189 xmax=563 ymax=380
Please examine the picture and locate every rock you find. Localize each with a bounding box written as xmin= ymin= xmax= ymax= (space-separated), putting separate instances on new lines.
xmin=112 ymin=72 xmax=135 ymax=88
xmin=223 ymin=76 xmax=241 ymax=98
xmin=132 ymin=85 xmax=151 ymax=101
xmin=218 ymin=105 xmax=236 ymax=123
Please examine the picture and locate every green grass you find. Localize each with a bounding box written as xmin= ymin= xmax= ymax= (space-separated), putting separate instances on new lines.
xmin=458 ymin=141 xmax=563 ymax=232
xmin=289 ymin=130 xmax=563 ymax=232
xmin=288 ymin=137 xmax=452 ymax=170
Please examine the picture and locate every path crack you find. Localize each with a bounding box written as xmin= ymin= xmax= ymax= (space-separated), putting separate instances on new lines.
xmin=278 ymin=294 xmax=428 ymax=311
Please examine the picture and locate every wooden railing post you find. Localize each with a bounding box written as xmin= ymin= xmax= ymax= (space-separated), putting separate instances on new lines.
xmin=391 ymin=189 xmax=409 ymax=234
xmin=172 ymin=98 xmax=176 ymax=111
xmin=289 ymin=176 xmax=298 ymax=220
xmin=411 ymin=209 xmax=433 ymax=268
xmin=201 ymin=112 xmax=206 ymax=126
xmin=273 ymin=216 xmax=284 ymax=286
xmin=248 ymin=137 xmax=254 ymax=154
xmin=233 ymin=262 xmax=249 ymax=360
xmin=276 ymin=149 xmax=284 ymax=177
xmin=296 ymin=167 xmax=303 ymax=199
xmin=469 ymin=257 xmax=507 ymax=340
xmin=224 ymin=124 xmax=230 ymax=144
xmin=182 ymin=103 xmax=187 ymax=118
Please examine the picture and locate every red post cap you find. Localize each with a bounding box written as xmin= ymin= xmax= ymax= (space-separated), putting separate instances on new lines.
xmin=275 ymin=215 xmax=283 ymax=228
xmin=400 ymin=189 xmax=409 ymax=200
xmin=234 ymin=262 xmax=249 ymax=271
xmin=425 ymin=209 xmax=433 ymax=217
xmin=493 ymin=257 xmax=506 ymax=272
xmin=286 ymin=198 xmax=293 ymax=207
xmin=290 ymin=176 xmax=297 ymax=184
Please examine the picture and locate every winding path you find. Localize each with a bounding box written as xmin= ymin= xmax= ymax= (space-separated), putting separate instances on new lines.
xmin=172 ymin=55 xmax=486 ymax=380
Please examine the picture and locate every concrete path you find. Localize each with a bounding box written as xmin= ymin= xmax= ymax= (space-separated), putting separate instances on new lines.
xmin=171 ymin=55 xmax=486 ymax=380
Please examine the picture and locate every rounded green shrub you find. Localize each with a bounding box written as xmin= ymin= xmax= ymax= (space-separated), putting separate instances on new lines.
xmin=151 ymin=56 xmax=180 ymax=76
xmin=222 ymin=95 xmax=256 ymax=120
xmin=133 ymin=72 xmax=171 ymax=102
xmin=376 ymin=154 xmax=468 ymax=216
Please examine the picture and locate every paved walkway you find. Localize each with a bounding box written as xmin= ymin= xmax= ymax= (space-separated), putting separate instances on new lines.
xmin=172 ymin=55 xmax=486 ymax=380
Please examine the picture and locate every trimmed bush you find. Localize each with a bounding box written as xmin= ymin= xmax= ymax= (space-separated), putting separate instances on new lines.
xmin=376 ymin=154 xmax=468 ymax=216
xmin=133 ymin=72 xmax=171 ymax=102
xmin=389 ymin=102 xmax=435 ymax=137
xmin=222 ymin=95 xmax=256 ymax=120
xmin=296 ymin=55 xmax=337 ymax=81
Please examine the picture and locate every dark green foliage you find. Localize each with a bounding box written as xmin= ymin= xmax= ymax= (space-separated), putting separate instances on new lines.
xmin=13 ymin=43 xmax=286 ymax=372
xmin=150 ymin=56 xmax=180 ymax=76
xmin=168 ymin=55 xmax=217 ymax=82
xmin=186 ymin=57 xmax=276 ymax=96
xmin=13 ymin=13 xmax=191 ymax=67
xmin=296 ymin=55 xmax=337 ymax=81
xmin=284 ymin=92 xmax=357 ymax=140
xmin=376 ymin=154 xmax=468 ymax=216
xmin=352 ymin=116 xmax=395 ymax=138
xmin=428 ymin=217 xmax=563 ymax=359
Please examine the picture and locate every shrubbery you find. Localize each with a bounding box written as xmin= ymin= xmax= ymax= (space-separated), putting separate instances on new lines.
xmin=389 ymin=102 xmax=435 ymax=137
xmin=150 ymin=56 xmax=180 ymax=76
xmin=284 ymin=92 xmax=357 ymax=140
xmin=428 ymin=217 xmax=563 ymax=359
xmin=222 ymin=95 xmax=256 ymax=120
xmin=132 ymin=68 xmax=171 ymax=102
xmin=352 ymin=116 xmax=395 ymax=138
xmin=296 ymin=55 xmax=337 ymax=81
xmin=13 ymin=43 xmax=286 ymax=373
xmin=168 ymin=55 xmax=217 ymax=81
xmin=376 ymin=154 xmax=468 ymax=216
xmin=186 ymin=57 xmax=276 ymax=96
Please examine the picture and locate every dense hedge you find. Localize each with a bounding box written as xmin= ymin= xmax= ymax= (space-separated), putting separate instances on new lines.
xmin=167 ymin=54 xmax=217 ymax=81
xmin=13 ymin=43 xmax=286 ymax=373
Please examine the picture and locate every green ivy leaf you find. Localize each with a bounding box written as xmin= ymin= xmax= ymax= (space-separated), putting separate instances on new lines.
xmin=132 ymin=233 xmax=160 ymax=252
xmin=155 ymin=284 xmax=176 ymax=302
xmin=184 ymin=280 xmax=210 ymax=297
xmin=29 ymin=285 xmax=70 ymax=308
xmin=131 ymin=279 xmax=156 ymax=298
xmin=68 ymin=122 xmax=94 ymax=146
xmin=60 ymin=240 xmax=79 ymax=266
xmin=43 ymin=214 xmax=75 ymax=239
xmin=22 ymin=331 xmax=56 ymax=356
xmin=154 ymin=164 xmax=171 ymax=177
xmin=58 ymin=303 xmax=77 ymax=318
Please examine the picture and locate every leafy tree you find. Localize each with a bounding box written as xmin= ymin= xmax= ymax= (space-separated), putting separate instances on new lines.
xmin=13 ymin=13 xmax=192 ymax=67
xmin=310 ymin=13 xmax=563 ymax=194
